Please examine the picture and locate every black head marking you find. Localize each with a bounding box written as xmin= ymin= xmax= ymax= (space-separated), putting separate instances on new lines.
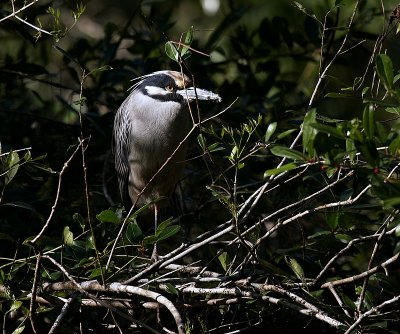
xmin=140 ymin=73 xmax=184 ymax=102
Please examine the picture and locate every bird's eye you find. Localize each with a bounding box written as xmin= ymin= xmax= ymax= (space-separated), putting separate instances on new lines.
xmin=165 ymin=84 xmax=174 ymax=92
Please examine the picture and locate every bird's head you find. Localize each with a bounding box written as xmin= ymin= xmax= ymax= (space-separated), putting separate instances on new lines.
xmin=131 ymin=70 xmax=221 ymax=104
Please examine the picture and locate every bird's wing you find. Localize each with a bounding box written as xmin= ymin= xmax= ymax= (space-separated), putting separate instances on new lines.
xmin=112 ymin=101 xmax=133 ymax=211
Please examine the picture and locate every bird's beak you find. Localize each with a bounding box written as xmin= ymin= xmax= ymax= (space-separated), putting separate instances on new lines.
xmin=177 ymin=87 xmax=222 ymax=103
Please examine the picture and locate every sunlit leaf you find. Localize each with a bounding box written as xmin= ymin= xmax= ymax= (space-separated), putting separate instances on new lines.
xmin=264 ymin=122 xmax=277 ymax=142
xmin=11 ymin=325 xmax=25 ymax=334
xmin=218 ymin=252 xmax=228 ymax=271
xmin=96 ymin=210 xmax=119 ymax=224
xmin=143 ymin=219 xmax=180 ymax=246
xmin=63 ymin=226 xmax=74 ymax=246
xmin=310 ymin=123 xmax=345 ymax=139
xmin=165 ymin=41 xmax=179 ymax=62
xmin=9 ymin=301 xmax=23 ymax=313
xmin=270 ymin=145 xmax=305 ymax=161
xmin=4 ymin=151 xmax=20 ymax=186
xmin=181 ymin=26 xmax=194 ymax=56
xmin=285 ymin=256 xmax=305 ymax=282
xmin=264 ymin=162 xmax=297 ymax=177
xmin=197 ymin=133 xmax=206 ymax=151
xmin=385 ymin=107 xmax=400 ymax=115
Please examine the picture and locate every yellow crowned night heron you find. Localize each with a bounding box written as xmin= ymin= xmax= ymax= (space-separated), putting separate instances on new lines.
xmin=113 ymin=70 xmax=221 ymax=257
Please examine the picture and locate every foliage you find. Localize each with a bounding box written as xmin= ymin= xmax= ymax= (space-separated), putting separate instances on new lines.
xmin=1 ymin=0 xmax=400 ymax=333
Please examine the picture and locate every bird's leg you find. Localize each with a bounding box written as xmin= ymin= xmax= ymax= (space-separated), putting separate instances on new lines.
xmin=151 ymin=203 xmax=159 ymax=261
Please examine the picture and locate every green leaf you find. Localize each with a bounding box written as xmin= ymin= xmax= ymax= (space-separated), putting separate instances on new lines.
xmin=86 ymin=65 xmax=112 ymax=77
xmin=130 ymin=200 xmax=158 ymax=218
xmin=389 ymin=135 xmax=400 ymax=154
xmin=264 ymin=122 xmax=277 ymax=142
xmin=218 ymin=252 xmax=228 ymax=271
xmin=197 ymin=133 xmax=206 ymax=151
xmin=310 ymin=123 xmax=345 ymax=139
xmin=341 ymin=292 xmax=356 ymax=310
xmin=394 ymin=73 xmax=400 ymax=84
xmin=63 ymin=226 xmax=74 ymax=246
xmin=88 ymin=267 xmax=110 ymax=279
xmin=229 ymin=145 xmax=239 ymax=161
xmin=142 ymin=234 xmax=158 ymax=246
xmin=376 ymin=54 xmax=394 ymax=91
xmin=96 ymin=210 xmax=120 ymax=224
xmin=326 ymin=212 xmax=340 ymax=230
xmin=181 ymin=26 xmax=194 ymax=56
xmin=285 ymin=256 xmax=305 ymax=281
xmin=42 ymin=270 xmax=62 ymax=281
xmin=385 ymin=107 xmax=400 ymax=115
xmin=207 ymin=142 xmax=224 ymax=153
xmin=375 ymin=122 xmax=387 ymax=143
xmin=269 ymin=145 xmax=305 ymax=161
xmin=165 ymin=41 xmax=179 ymax=62
xmin=276 ymin=128 xmax=297 ymax=140
xmin=164 ymin=283 xmax=179 ymax=296
xmin=85 ymin=235 xmax=96 ymax=250
xmin=264 ymin=162 xmax=297 ymax=177
xmin=346 ymin=138 xmax=357 ymax=161
xmin=9 ymin=301 xmax=23 ymax=313
xmin=383 ymin=197 xmax=400 ymax=209
xmin=156 ymin=218 xmax=173 ymax=233
xmin=143 ymin=219 xmax=181 ymax=246
xmin=181 ymin=50 xmax=192 ymax=60
xmin=4 ymin=151 xmax=20 ymax=186
xmin=361 ymin=86 xmax=370 ymax=98
xmin=363 ymin=98 xmax=397 ymax=107
xmin=395 ymin=223 xmax=400 ymax=237
xmin=302 ymin=108 xmax=317 ymax=156
xmin=325 ymin=92 xmax=353 ymax=98
xmin=363 ymin=104 xmax=375 ymax=140
xmin=11 ymin=325 xmax=25 ymax=334
xmin=156 ymin=225 xmax=180 ymax=242
xmin=126 ymin=221 xmax=143 ymax=244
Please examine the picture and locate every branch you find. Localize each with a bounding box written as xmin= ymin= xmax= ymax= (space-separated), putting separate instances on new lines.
xmin=0 ymin=1 xmax=39 ymax=23
xmin=344 ymin=294 xmax=400 ymax=334
xmin=43 ymin=277 xmax=185 ymax=334
xmin=321 ymin=252 xmax=399 ymax=288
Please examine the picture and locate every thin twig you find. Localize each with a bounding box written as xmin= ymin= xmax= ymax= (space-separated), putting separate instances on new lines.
xmin=30 ymin=141 xmax=84 ymax=245
xmin=0 ymin=0 xmax=39 ymax=23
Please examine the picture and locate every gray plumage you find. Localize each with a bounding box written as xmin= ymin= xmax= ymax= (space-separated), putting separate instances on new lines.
xmin=113 ymin=70 xmax=221 ymax=212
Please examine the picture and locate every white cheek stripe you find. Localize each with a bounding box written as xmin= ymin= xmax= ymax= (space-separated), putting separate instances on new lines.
xmin=145 ymin=86 xmax=169 ymax=96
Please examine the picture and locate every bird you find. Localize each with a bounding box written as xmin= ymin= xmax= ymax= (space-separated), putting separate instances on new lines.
xmin=112 ymin=70 xmax=221 ymax=258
